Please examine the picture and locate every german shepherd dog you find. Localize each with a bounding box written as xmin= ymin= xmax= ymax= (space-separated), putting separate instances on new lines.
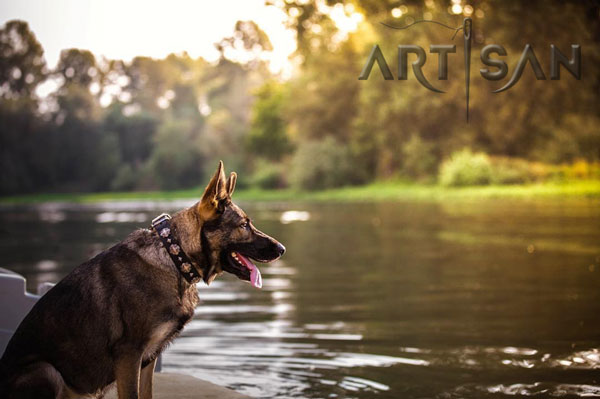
xmin=0 ymin=161 xmax=285 ymax=399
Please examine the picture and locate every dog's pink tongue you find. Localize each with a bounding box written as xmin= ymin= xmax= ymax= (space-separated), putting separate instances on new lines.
xmin=236 ymin=253 xmax=262 ymax=288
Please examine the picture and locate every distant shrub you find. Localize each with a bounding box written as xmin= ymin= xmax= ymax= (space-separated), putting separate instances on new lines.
xmin=555 ymin=159 xmax=600 ymax=181
xmin=526 ymin=161 xmax=554 ymax=182
xmin=290 ymin=137 xmax=354 ymax=190
xmin=488 ymin=156 xmax=532 ymax=185
xmin=249 ymin=160 xmax=286 ymax=189
xmin=490 ymin=158 xmax=600 ymax=183
xmin=401 ymin=135 xmax=438 ymax=180
xmin=441 ymin=153 xmax=600 ymax=187
xmin=439 ymin=149 xmax=492 ymax=186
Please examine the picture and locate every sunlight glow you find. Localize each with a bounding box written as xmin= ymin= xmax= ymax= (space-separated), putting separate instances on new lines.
xmin=451 ymin=4 xmax=463 ymax=15
xmin=327 ymin=3 xmax=364 ymax=34
xmin=0 ymin=0 xmax=297 ymax=76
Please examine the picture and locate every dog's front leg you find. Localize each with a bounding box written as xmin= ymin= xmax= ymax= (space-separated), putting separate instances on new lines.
xmin=115 ymin=353 xmax=142 ymax=399
xmin=139 ymin=358 xmax=157 ymax=399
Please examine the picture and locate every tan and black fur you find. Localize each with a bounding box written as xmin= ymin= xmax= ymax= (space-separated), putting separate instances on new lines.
xmin=0 ymin=161 xmax=285 ymax=399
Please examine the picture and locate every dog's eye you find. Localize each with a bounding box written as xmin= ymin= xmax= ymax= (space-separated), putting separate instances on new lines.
xmin=240 ymin=221 xmax=249 ymax=229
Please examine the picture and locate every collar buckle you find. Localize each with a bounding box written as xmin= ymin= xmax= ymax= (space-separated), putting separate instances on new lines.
xmin=151 ymin=213 xmax=171 ymax=229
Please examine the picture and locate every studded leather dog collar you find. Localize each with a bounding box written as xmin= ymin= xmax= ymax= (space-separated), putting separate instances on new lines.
xmin=151 ymin=213 xmax=202 ymax=284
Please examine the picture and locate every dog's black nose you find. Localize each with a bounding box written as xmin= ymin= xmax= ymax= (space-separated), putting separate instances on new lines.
xmin=276 ymin=242 xmax=286 ymax=256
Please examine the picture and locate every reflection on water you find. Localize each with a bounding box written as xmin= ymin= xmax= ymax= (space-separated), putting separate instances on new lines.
xmin=96 ymin=212 xmax=147 ymax=223
xmin=280 ymin=210 xmax=310 ymax=224
xmin=0 ymin=199 xmax=599 ymax=398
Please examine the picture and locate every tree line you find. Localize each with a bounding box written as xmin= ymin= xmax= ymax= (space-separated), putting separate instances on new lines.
xmin=1 ymin=0 xmax=599 ymax=195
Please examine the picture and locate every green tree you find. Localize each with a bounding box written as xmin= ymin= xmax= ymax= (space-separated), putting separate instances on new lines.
xmin=56 ymin=48 xmax=96 ymax=87
xmin=103 ymin=103 xmax=158 ymax=168
xmin=215 ymin=20 xmax=273 ymax=71
xmin=0 ymin=20 xmax=46 ymax=99
xmin=0 ymin=20 xmax=48 ymax=194
xmin=148 ymin=119 xmax=206 ymax=190
xmin=275 ymin=0 xmax=600 ymax=180
xmin=290 ymin=137 xmax=355 ymax=190
xmin=247 ymin=81 xmax=291 ymax=160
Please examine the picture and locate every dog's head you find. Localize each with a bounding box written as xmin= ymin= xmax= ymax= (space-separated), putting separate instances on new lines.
xmin=194 ymin=161 xmax=285 ymax=288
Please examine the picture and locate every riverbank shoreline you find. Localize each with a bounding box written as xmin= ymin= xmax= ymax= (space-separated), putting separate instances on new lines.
xmin=1 ymin=180 xmax=599 ymax=205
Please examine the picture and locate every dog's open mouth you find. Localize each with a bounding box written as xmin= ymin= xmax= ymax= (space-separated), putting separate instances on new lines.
xmin=225 ymin=251 xmax=263 ymax=288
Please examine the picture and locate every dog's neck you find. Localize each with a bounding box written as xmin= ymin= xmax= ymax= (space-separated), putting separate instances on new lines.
xmin=156 ymin=208 xmax=209 ymax=284
xmin=171 ymin=208 xmax=204 ymax=260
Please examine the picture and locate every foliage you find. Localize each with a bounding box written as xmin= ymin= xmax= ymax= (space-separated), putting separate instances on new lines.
xmin=0 ymin=19 xmax=271 ymax=195
xmin=401 ymin=135 xmax=438 ymax=180
xmin=110 ymin=164 xmax=137 ymax=191
xmin=1 ymin=0 xmax=600 ymax=198
xmin=56 ymin=49 xmax=96 ymax=87
xmin=287 ymin=38 xmax=361 ymax=143
xmin=552 ymin=159 xmax=600 ymax=181
xmin=148 ymin=119 xmax=205 ymax=190
xmin=487 ymin=156 xmax=538 ymax=184
xmin=277 ymin=0 xmax=600 ymax=178
xmin=290 ymin=137 xmax=354 ymax=190
xmin=248 ymin=160 xmax=286 ymax=189
xmin=439 ymin=152 xmax=600 ymax=187
xmin=215 ymin=20 xmax=273 ymax=67
xmin=247 ymin=81 xmax=292 ymax=160
xmin=103 ymin=104 xmax=158 ymax=169
xmin=0 ymin=20 xmax=45 ymax=99
xmin=439 ymin=149 xmax=493 ymax=187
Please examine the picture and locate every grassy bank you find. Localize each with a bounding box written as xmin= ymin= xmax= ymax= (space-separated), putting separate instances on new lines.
xmin=1 ymin=180 xmax=599 ymax=205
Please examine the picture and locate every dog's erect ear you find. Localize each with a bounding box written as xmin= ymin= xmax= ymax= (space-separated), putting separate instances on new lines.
xmin=226 ymin=172 xmax=237 ymax=197
xmin=199 ymin=161 xmax=229 ymax=219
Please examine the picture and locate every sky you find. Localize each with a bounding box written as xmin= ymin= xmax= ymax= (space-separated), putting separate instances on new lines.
xmin=0 ymin=0 xmax=298 ymax=75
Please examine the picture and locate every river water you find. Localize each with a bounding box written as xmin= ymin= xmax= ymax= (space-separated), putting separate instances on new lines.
xmin=1 ymin=199 xmax=599 ymax=398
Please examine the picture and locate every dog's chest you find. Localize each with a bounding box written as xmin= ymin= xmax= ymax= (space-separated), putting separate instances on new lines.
xmin=144 ymin=321 xmax=178 ymax=359
xmin=143 ymin=286 xmax=199 ymax=359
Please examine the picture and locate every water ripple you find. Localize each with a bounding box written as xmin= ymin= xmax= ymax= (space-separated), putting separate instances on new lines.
xmin=449 ymin=382 xmax=600 ymax=397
